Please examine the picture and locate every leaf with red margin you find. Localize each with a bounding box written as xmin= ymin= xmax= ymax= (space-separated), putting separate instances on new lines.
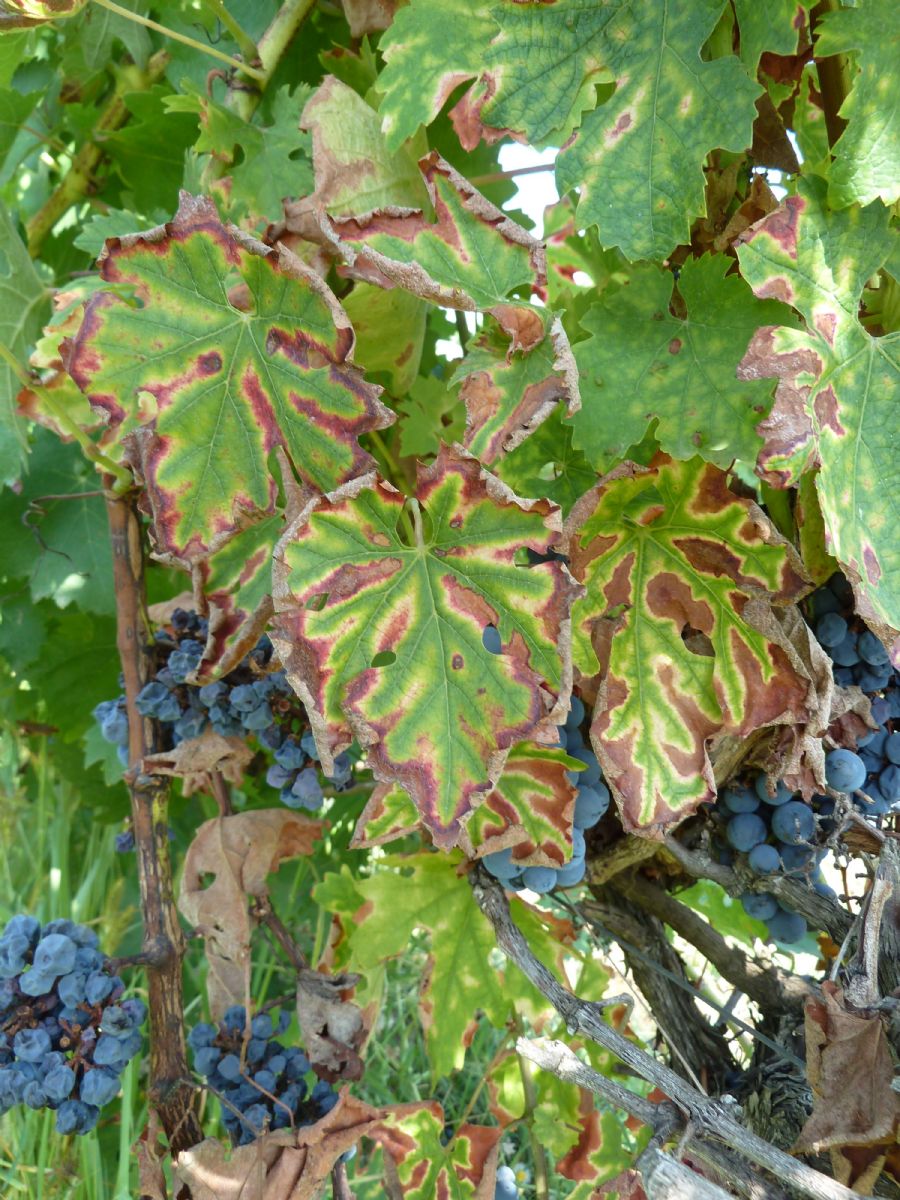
xmin=368 ymin=1101 xmax=500 ymax=1199
xmin=736 ymin=177 xmax=900 ymax=653
xmin=320 ymin=152 xmax=545 ymax=343
xmin=460 ymin=741 xmax=580 ymax=869
xmin=0 ymin=0 xmax=84 ymax=27
xmin=565 ymin=456 xmax=812 ymax=833
xmin=271 ymin=445 xmax=577 ymax=848
xmin=351 ymin=782 xmax=421 ymax=849
xmin=64 ymin=193 xmax=393 ymax=564
xmin=456 ymin=313 xmax=579 ymax=466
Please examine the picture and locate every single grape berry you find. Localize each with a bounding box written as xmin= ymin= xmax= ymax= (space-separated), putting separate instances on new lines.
xmin=766 ymin=908 xmax=807 ymax=945
xmin=521 ymin=866 xmax=557 ymax=894
xmin=482 ymin=848 xmax=521 ymax=882
xmin=824 ymin=749 xmax=867 ymax=793
xmin=770 ymin=801 xmax=815 ymax=846
xmin=725 ymin=813 xmax=767 ymax=852
xmin=741 ymin=892 xmax=778 ymax=921
xmin=721 ymin=785 xmax=759 ymax=813
xmin=753 ymin=776 xmax=793 ymax=806
xmin=747 ymin=843 xmax=780 ymax=874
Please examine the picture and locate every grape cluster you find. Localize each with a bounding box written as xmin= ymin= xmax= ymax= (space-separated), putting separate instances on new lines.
xmin=94 ymin=609 xmax=354 ymax=810
xmin=481 ymin=696 xmax=609 ymax=893
xmin=0 ymin=915 xmax=145 ymax=1134
xmin=188 ymin=1006 xmax=338 ymax=1145
xmin=714 ymin=778 xmax=835 ymax=945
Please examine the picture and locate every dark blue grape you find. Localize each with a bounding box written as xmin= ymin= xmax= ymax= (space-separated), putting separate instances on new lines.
xmin=114 ymin=830 xmax=135 ymax=854
xmin=824 ymin=749 xmax=866 ymax=792
xmin=830 ymin=634 xmax=860 ymax=668
xmin=771 ymin=801 xmax=815 ymax=845
xmin=85 ymin=972 xmax=114 ymax=1005
xmin=741 ymin=892 xmax=778 ymax=921
xmin=725 ymin=813 xmax=767 ymax=852
xmin=521 ymin=866 xmax=557 ymax=893
xmin=555 ymin=856 xmax=586 ymax=887
xmin=13 ymin=1028 xmax=51 ymax=1063
xmin=753 ymin=776 xmax=793 ymax=806
xmin=287 ymin=769 xmax=323 ymax=810
xmin=274 ymin=740 xmax=305 ymax=771
xmin=747 ymin=844 xmax=780 ymax=874
xmin=483 ymin=849 xmax=520 ymax=881
xmin=573 ymin=784 xmax=609 ymax=829
xmin=721 ymin=785 xmax=760 ymax=813
xmin=568 ymin=747 xmax=601 ymax=787
xmin=198 ymin=681 xmax=228 ymax=708
xmin=301 ymin=732 xmax=320 ymax=760
xmin=779 ymin=843 xmax=814 ymax=872
xmin=884 ymin=733 xmax=900 ymax=766
xmin=879 ymin=765 xmax=900 ymax=803
xmin=858 ymin=631 xmax=890 ymax=667
xmin=815 ymin=613 xmax=848 ymax=647
xmin=223 ymin=1006 xmax=247 ymax=1033
xmin=566 ymin=695 xmax=585 ymax=728
xmin=766 ymin=908 xmax=807 ymax=945
xmin=81 ymin=1067 xmax=121 ymax=1107
xmin=43 ymin=1065 xmax=75 ymax=1104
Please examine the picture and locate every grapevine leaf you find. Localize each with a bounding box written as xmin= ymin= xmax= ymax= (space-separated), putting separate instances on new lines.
xmin=192 ymin=512 xmax=282 ymax=679
xmin=62 ymin=0 xmax=150 ymax=73
xmin=369 ymin=1102 xmax=501 ymax=1198
xmin=321 ymin=151 xmax=545 ymax=330
xmin=571 ymin=256 xmax=797 ymax=472
xmin=395 ymin=374 xmax=465 ymax=459
xmin=556 ymin=3 xmax=762 ymax=261
xmin=346 ymin=852 xmax=573 ymax=1073
xmin=342 ymin=282 xmax=426 ymax=395
xmin=0 ymin=0 xmax=84 ymax=26
xmin=143 ymin=728 xmax=254 ymax=798
xmin=65 ymin=193 xmax=392 ymax=564
xmin=302 ymin=75 xmax=430 ymax=215
xmin=496 ymin=408 xmax=596 ymax=517
xmin=166 ymin=84 xmax=313 ymax=223
xmin=272 ymin=445 xmax=576 ymax=846
xmin=457 ymin=314 xmax=579 ymax=465
xmin=340 ymin=0 xmax=402 ymax=38
xmin=0 ymin=430 xmax=113 ymax=614
xmin=350 ymin=782 xmax=420 ymax=848
xmin=103 ymin=87 xmax=199 ymax=214
xmin=376 ymin=0 xmax=497 ymax=152
xmin=460 ymin=742 xmax=579 ymax=869
xmin=0 ymin=204 xmax=49 ymax=485
xmin=72 ymin=209 xmax=156 ymax=259
xmin=178 ymin=808 xmax=323 ymax=1017
xmin=815 ymin=0 xmax=900 ymax=208
xmin=735 ymin=179 xmax=900 ymax=643
xmin=0 ymin=86 xmax=36 ymax=171
xmin=566 ymin=456 xmax=812 ymax=832
xmin=733 ymin=0 xmax=811 ymax=71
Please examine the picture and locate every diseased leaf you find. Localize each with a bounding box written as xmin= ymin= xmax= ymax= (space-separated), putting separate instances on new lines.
xmin=302 ymin=75 xmax=430 ymax=216
xmin=496 ymin=408 xmax=596 ymax=516
xmin=143 ymin=728 xmax=254 ymax=798
xmin=339 ymin=0 xmax=401 ymax=38
xmin=457 ymin=315 xmax=579 ymax=465
xmin=178 ymin=809 xmax=323 ymax=1016
xmin=295 ymin=968 xmax=366 ymax=1082
xmin=571 ymin=256 xmax=796 ymax=472
xmin=370 ymin=1102 xmax=501 ymax=1198
xmin=272 ymin=446 xmax=576 ymax=846
xmin=351 ymin=782 xmax=420 ymax=848
xmin=460 ymin=741 xmax=579 ymax=869
xmin=556 ymin=3 xmax=761 ymax=261
xmin=65 ymin=193 xmax=392 ymax=564
xmin=735 ymin=178 xmax=900 ymax=644
xmin=0 ymin=0 xmax=84 ymax=26
xmin=566 ymin=456 xmax=812 ymax=832
xmin=815 ymin=0 xmax=900 ymax=208
xmin=0 ymin=204 xmax=49 ymax=485
xmin=322 ymin=151 xmax=544 ymax=326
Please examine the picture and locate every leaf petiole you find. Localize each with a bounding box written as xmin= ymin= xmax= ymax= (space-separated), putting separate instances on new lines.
xmin=91 ymin=0 xmax=267 ymax=81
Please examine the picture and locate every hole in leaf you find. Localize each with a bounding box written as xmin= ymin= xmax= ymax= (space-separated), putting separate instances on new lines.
xmin=681 ymin=624 xmax=714 ymax=657
xmin=370 ymin=650 xmax=396 ymax=668
xmin=307 ymin=593 xmax=329 ymax=612
xmin=482 ymin=625 xmax=502 ymax=655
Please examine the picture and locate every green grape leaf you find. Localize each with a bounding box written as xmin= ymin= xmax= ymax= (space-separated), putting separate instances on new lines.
xmin=103 ymin=86 xmax=199 ymax=213
xmin=0 ymin=0 xmax=84 ymax=27
xmin=456 ymin=315 xmax=579 ymax=466
xmin=556 ymin=3 xmax=761 ymax=261
xmin=0 ymin=86 xmax=36 ymax=171
xmin=65 ymin=193 xmax=392 ymax=564
xmin=0 ymin=205 xmax=49 ymax=486
xmin=302 ymin=75 xmax=430 ymax=215
xmin=566 ymin=456 xmax=812 ymax=832
xmin=194 ymin=512 xmax=283 ymax=679
xmin=166 ymin=84 xmax=313 ymax=222
xmin=395 ymin=374 xmax=465 ymax=459
xmin=733 ymin=0 xmax=810 ymax=71
xmin=323 ymin=151 xmax=545 ymax=328
xmin=460 ymin=741 xmax=579 ymax=869
xmin=72 ymin=209 xmax=156 ymax=259
xmin=369 ymin=1102 xmax=501 ymax=1198
xmin=815 ymin=0 xmax=900 ymax=208
xmin=346 ymin=851 xmax=575 ymax=1074
xmin=377 ymin=0 xmax=497 ymax=152
xmin=0 ymin=430 xmax=113 ymax=614
xmin=343 ymin=282 xmax=426 ymax=396
xmin=63 ymin=0 xmax=150 ymax=72
xmin=571 ymin=256 xmax=796 ymax=472
xmin=272 ymin=445 xmax=575 ymax=847
xmin=496 ymin=409 xmax=596 ymax=516
xmin=736 ymin=179 xmax=900 ymax=643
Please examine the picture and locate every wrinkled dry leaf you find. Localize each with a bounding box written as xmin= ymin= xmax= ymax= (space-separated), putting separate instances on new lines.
xmin=178 ymin=809 xmax=323 ymax=1017
xmin=296 ymin=967 xmax=366 ymax=1082
xmin=175 ymin=1092 xmax=379 ymax=1200
xmin=794 ymin=982 xmax=899 ymax=1157
xmin=595 ymin=1168 xmax=647 ymax=1199
xmin=143 ymin=729 xmax=254 ymax=798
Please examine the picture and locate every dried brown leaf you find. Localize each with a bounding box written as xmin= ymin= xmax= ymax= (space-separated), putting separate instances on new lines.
xmin=295 ymin=968 xmax=366 ymax=1082
xmin=143 ymin=729 xmax=254 ymax=798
